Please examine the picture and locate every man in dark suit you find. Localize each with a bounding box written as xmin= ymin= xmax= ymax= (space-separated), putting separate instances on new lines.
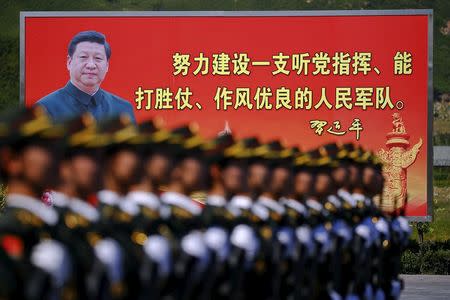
xmin=36 ymin=30 xmax=136 ymax=123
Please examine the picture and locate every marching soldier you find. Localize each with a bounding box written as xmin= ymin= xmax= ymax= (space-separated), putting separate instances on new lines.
xmin=0 ymin=107 xmax=73 ymax=300
xmin=51 ymin=113 xmax=112 ymax=300
xmin=159 ymin=124 xmax=210 ymax=300
xmin=204 ymin=133 xmax=246 ymax=206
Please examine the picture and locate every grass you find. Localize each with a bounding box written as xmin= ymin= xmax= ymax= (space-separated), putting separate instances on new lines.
xmin=435 ymin=119 xmax=450 ymax=135
xmin=430 ymin=186 xmax=450 ymax=241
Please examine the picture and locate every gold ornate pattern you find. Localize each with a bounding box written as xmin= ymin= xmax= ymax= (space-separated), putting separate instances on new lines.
xmin=377 ymin=113 xmax=422 ymax=212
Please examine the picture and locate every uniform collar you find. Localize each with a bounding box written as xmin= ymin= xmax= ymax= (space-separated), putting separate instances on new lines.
xmin=337 ymin=189 xmax=357 ymax=207
xmin=257 ymin=196 xmax=285 ymax=215
xmin=229 ymin=195 xmax=252 ymax=210
xmin=64 ymin=81 xmax=102 ymax=106
xmin=70 ymin=197 xmax=99 ymax=222
xmin=160 ymin=191 xmax=202 ymax=215
xmin=306 ymin=198 xmax=324 ymax=212
xmin=6 ymin=193 xmax=59 ymax=225
xmin=327 ymin=195 xmax=342 ymax=208
xmin=280 ymin=198 xmax=307 ymax=215
xmin=126 ymin=191 xmax=160 ymax=211
xmin=51 ymin=191 xmax=70 ymax=208
xmin=206 ymin=194 xmax=227 ymax=207
xmin=97 ymin=189 xmax=121 ymax=206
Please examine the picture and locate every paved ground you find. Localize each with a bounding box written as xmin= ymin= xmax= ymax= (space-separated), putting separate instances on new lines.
xmin=401 ymin=275 xmax=450 ymax=299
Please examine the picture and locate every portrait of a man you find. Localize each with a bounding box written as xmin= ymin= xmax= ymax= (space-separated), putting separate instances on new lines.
xmin=36 ymin=30 xmax=136 ymax=123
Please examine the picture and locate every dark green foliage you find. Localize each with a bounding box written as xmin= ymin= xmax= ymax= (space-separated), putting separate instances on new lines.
xmin=434 ymin=166 xmax=450 ymax=187
xmin=402 ymin=240 xmax=450 ymax=274
xmin=401 ymin=249 xmax=421 ymax=274
xmin=0 ymin=36 xmax=19 ymax=110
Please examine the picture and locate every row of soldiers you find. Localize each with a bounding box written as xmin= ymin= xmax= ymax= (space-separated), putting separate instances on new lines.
xmin=0 ymin=106 xmax=411 ymax=300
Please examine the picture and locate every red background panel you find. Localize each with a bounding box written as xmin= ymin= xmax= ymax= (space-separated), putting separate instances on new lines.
xmin=24 ymin=15 xmax=429 ymax=216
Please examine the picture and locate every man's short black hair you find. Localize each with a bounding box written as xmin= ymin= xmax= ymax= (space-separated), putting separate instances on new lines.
xmin=68 ymin=30 xmax=111 ymax=60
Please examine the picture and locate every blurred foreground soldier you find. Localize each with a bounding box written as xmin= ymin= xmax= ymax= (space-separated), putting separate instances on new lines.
xmin=353 ymin=149 xmax=409 ymax=300
xmin=283 ymin=151 xmax=316 ymax=300
xmin=362 ymin=151 xmax=384 ymax=202
xmin=198 ymin=133 xmax=249 ymax=300
xmin=159 ymin=124 xmax=210 ymax=300
xmin=110 ymin=119 xmax=168 ymax=300
xmin=0 ymin=107 xmax=73 ymax=300
xmin=204 ymin=133 xmax=246 ymax=206
xmin=119 ymin=119 xmax=167 ymax=238
xmin=333 ymin=144 xmax=367 ymax=299
xmin=51 ymin=113 xmax=111 ymax=300
xmin=246 ymin=137 xmax=271 ymax=202
xmin=139 ymin=124 xmax=209 ymax=300
xmin=100 ymin=116 xmax=141 ymax=194
xmin=291 ymin=148 xmax=333 ymax=300
xmin=291 ymin=151 xmax=314 ymax=202
xmin=307 ymin=148 xmax=336 ymax=203
xmin=95 ymin=115 xmax=146 ymax=300
xmin=255 ymin=141 xmax=294 ymax=211
xmin=227 ymin=137 xmax=266 ymax=212
xmin=361 ymin=151 xmax=390 ymax=300
xmin=160 ymin=124 xmax=206 ymax=213
xmin=53 ymin=114 xmax=102 ymax=207
xmin=122 ymin=119 xmax=170 ymax=226
xmin=253 ymin=141 xmax=296 ymax=300
xmin=339 ymin=143 xmax=364 ymax=204
xmin=96 ymin=115 xmax=142 ymax=215
xmin=314 ymin=144 xmax=355 ymax=300
xmin=127 ymin=118 xmax=172 ymax=197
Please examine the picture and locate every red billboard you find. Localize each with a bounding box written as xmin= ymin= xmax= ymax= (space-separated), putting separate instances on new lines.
xmin=21 ymin=11 xmax=433 ymax=219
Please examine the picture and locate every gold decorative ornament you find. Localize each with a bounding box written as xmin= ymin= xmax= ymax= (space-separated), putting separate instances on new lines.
xmin=377 ymin=113 xmax=422 ymax=212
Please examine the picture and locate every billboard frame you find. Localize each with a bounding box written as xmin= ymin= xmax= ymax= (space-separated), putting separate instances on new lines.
xmin=19 ymin=9 xmax=434 ymax=221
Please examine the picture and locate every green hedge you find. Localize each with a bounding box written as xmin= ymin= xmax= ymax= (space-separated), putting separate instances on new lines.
xmin=401 ymin=240 xmax=450 ymax=274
